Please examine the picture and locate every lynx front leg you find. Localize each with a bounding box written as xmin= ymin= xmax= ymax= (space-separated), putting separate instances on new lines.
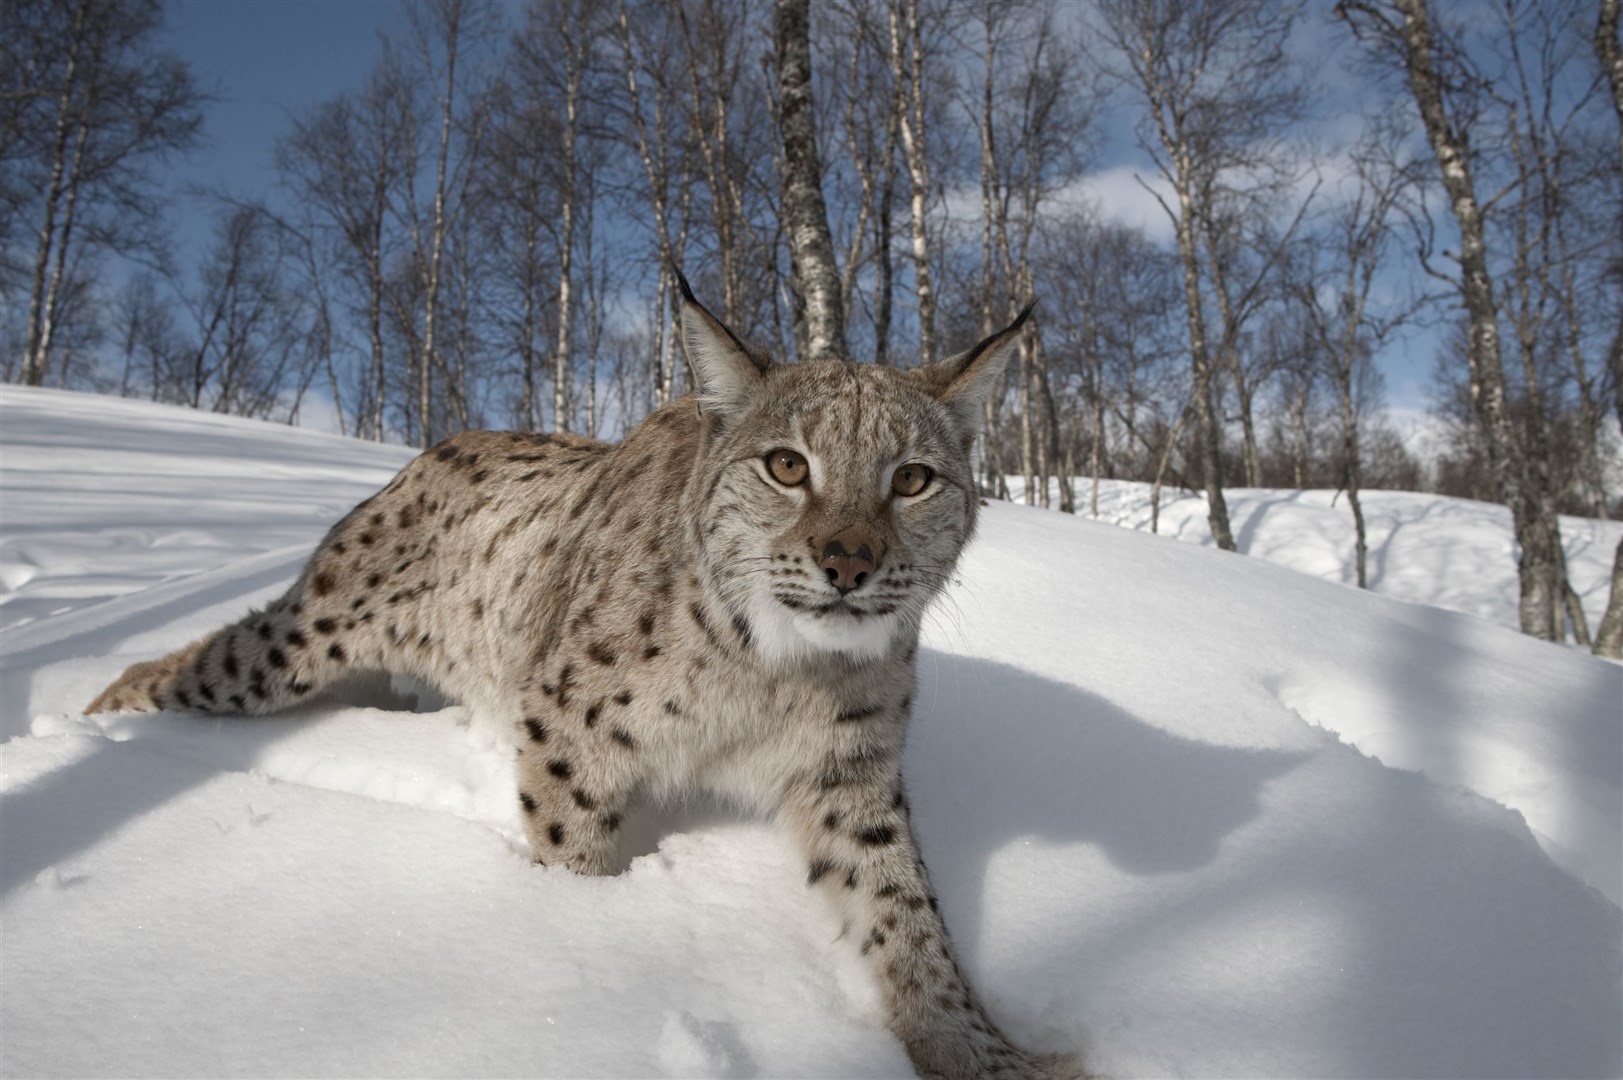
xmin=784 ymin=768 xmax=1084 ymax=1080
xmin=512 ymin=690 xmax=643 ymax=876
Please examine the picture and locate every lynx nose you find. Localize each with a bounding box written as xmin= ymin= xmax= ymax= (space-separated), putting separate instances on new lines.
xmin=820 ymin=527 xmax=879 ymax=595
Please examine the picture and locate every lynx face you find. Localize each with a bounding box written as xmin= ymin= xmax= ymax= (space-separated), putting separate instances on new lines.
xmin=693 ymin=363 xmax=978 ymax=662
xmin=678 ymin=287 xmax=1030 ymax=666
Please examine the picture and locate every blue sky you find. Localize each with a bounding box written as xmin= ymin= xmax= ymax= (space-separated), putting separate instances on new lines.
xmin=160 ymin=0 xmax=405 ymax=263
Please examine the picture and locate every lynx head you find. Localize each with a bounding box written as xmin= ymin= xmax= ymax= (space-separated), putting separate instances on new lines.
xmin=677 ymin=276 xmax=1029 ymax=667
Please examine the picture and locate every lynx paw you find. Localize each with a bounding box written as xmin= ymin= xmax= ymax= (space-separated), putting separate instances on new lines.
xmin=909 ymin=1034 xmax=1088 ymax=1080
xmin=1022 ymin=1051 xmax=1091 ymax=1080
xmin=85 ymin=658 xmax=174 ymax=714
xmin=959 ymin=1050 xmax=1087 ymax=1080
xmin=85 ymin=639 xmax=209 ymax=715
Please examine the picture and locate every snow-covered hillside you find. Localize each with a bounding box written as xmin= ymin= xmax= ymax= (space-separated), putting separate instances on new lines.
xmin=2 ymin=386 xmax=1619 ymax=1079
xmin=1010 ymin=478 xmax=1623 ymax=637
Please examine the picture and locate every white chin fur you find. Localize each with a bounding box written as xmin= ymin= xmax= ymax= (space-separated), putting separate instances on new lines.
xmin=747 ymin=595 xmax=897 ymax=663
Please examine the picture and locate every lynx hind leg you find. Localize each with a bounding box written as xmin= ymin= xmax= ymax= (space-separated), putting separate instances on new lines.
xmin=84 ymin=582 xmax=354 ymax=717
xmin=83 ymin=439 xmax=466 ymax=719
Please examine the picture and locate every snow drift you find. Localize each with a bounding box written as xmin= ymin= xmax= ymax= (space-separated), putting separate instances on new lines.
xmin=2 ymin=385 xmax=1618 ymax=1079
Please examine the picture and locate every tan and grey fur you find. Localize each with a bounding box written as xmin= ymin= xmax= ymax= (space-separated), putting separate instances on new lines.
xmin=88 ymin=282 xmax=1081 ymax=1079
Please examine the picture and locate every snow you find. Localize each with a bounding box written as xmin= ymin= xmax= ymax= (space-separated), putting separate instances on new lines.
xmin=2 ymin=385 xmax=1619 ymax=1079
xmin=1016 ymin=478 xmax=1623 ymax=636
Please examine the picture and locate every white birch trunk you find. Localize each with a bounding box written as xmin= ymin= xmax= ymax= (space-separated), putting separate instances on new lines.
xmin=888 ymin=0 xmax=936 ymax=363
xmin=1394 ymin=0 xmax=1556 ymax=638
xmin=775 ymin=0 xmax=846 ymax=363
xmin=419 ymin=5 xmax=462 ymax=447
xmin=21 ymin=0 xmax=89 ymax=387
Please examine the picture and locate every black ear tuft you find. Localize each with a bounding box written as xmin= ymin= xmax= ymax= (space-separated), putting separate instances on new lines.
xmin=671 ymin=263 xmax=698 ymax=307
xmin=1012 ymin=297 xmax=1037 ymax=331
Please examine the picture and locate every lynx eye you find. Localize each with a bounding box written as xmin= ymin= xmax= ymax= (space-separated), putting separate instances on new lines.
xmin=765 ymin=448 xmax=809 ymax=487
xmin=892 ymin=463 xmax=933 ymax=497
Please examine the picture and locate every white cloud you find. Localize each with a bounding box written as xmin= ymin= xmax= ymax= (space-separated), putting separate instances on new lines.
xmin=1048 ymin=165 xmax=1179 ymax=244
xmin=937 ymin=163 xmax=1179 ymax=246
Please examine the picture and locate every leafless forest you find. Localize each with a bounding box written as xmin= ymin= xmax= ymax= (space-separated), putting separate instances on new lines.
xmin=3 ymin=0 xmax=1622 ymax=651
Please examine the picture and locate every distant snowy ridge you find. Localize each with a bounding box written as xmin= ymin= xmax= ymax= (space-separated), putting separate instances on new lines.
xmin=2 ymin=386 xmax=1618 ymax=1079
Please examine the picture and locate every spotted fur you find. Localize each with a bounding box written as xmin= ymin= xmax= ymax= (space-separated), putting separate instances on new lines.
xmin=86 ymin=284 xmax=1080 ymax=1079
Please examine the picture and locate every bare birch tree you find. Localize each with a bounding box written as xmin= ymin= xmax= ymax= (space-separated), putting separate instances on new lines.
xmin=1042 ymin=215 xmax=1185 ymax=520
xmin=821 ymin=0 xmax=904 ymax=363
xmin=1293 ymin=116 xmax=1425 ymax=588
xmin=775 ymin=0 xmax=847 ymax=363
xmin=1589 ymin=0 xmax=1623 ymax=658
xmin=399 ymin=0 xmax=494 ymax=446
xmin=278 ymin=60 xmax=410 ymax=441
xmin=10 ymin=0 xmax=202 ymax=387
xmin=1339 ymin=0 xmax=1564 ymax=639
xmin=1095 ymin=0 xmax=1305 ymax=551
xmin=537 ymin=1 xmax=596 ymax=431
xmin=887 ymin=0 xmax=938 ymax=363
xmin=675 ymin=0 xmax=780 ymax=340
xmin=616 ymin=1 xmax=696 ymax=407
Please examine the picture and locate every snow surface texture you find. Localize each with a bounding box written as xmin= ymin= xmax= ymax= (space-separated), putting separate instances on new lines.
xmin=2 ymin=385 xmax=1619 ymax=1079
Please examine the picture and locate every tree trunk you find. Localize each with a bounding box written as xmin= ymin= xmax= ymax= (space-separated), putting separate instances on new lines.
xmin=1228 ymin=347 xmax=1261 ymax=487
xmin=676 ymin=5 xmax=747 ymax=326
xmin=873 ymin=87 xmax=899 ymax=365
xmin=1558 ymin=549 xmax=1592 ymax=646
xmin=1349 ymin=483 xmax=1369 ymax=590
xmin=21 ymin=0 xmax=89 ymax=387
xmin=1175 ymin=182 xmax=1235 ymax=549
xmin=584 ymin=220 xmax=602 ymax=439
xmin=1149 ymin=407 xmax=1190 ymax=536
xmin=1090 ymin=375 xmax=1105 ymax=518
xmin=1591 ymin=309 xmax=1623 ymax=657
xmin=554 ymin=15 xmax=593 ymax=432
xmin=1340 ymin=386 xmax=1369 ymax=589
xmin=1588 ymin=0 xmax=1623 ymax=657
xmin=1034 ymin=329 xmax=1073 ymax=513
xmin=651 ymin=273 xmax=668 ymax=411
xmin=1201 ymin=241 xmax=1261 ymax=488
xmin=1019 ymin=338 xmax=1036 ymax=505
xmin=419 ymin=4 xmax=462 ymax=447
xmin=617 ymin=3 xmax=682 ymax=407
xmin=1594 ymin=526 xmax=1623 ymax=658
xmin=39 ymin=45 xmax=99 ymax=389
xmin=318 ymin=293 xmax=344 ymax=437
xmin=368 ymin=177 xmax=387 ymax=441
xmin=1395 ymin=0 xmax=1555 ymax=638
xmin=1597 ymin=0 xmax=1622 ymax=170
xmin=981 ymin=392 xmax=1010 ymax=500
xmin=888 ymin=0 xmax=936 ymax=363
xmin=875 ymin=171 xmax=895 ymax=364
xmin=775 ymin=0 xmax=846 ymax=364
xmin=519 ymin=222 xmax=538 ymax=428
xmin=1289 ymin=380 xmax=1308 ymax=489
xmin=974 ymin=15 xmax=1001 ymax=496
xmin=555 ymin=189 xmax=575 ymax=432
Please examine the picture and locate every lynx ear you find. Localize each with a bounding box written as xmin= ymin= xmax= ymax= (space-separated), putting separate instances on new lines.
xmin=914 ymin=303 xmax=1034 ymax=437
xmin=675 ymin=270 xmax=771 ymax=421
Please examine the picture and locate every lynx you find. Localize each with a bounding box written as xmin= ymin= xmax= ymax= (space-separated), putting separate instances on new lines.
xmin=87 ymin=278 xmax=1082 ymax=1079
